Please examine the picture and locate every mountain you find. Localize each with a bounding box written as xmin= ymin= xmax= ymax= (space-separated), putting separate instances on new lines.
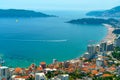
xmin=0 ymin=9 xmax=56 ymax=18
xmin=67 ymin=18 xmax=120 ymax=27
xmin=86 ymin=6 xmax=120 ymax=17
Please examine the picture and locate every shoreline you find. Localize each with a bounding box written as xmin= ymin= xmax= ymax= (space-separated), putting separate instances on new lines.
xmin=2 ymin=24 xmax=116 ymax=68
xmin=67 ymin=24 xmax=116 ymax=63
xmin=102 ymin=24 xmax=116 ymax=44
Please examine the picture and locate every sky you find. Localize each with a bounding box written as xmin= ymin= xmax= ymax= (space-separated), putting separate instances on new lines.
xmin=0 ymin=0 xmax=120 ymax=11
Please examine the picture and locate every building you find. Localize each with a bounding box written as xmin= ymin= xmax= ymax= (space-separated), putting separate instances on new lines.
xmin=100 ymin=42 xmax=107 ymax=52
xmin=58 ymin=74 xmax=69 ymax=80
xmin=53 ymin=59 xmax=58 ymax=64
xmin=9 ymin=68 xmax=14 ymax=79
xmin=107 ymin=43 xmax=114 ymax=51
xmin=95 ymin=44 xmax=100 ymax=52
xmin=96 ymin=58 xmax=104 ymax=68
xmin=35 ymin=73 xmax=47 ymax=80
xmin=51 ymin=77 xmax=61 ymax=80
xmin=14 ymin=78 xmax=26 ymax=80
xmin=40 ymin=62 xmax=46 ymax=69
xmin=0 ymin=66 xmax=9 ymax=80
xmin=12 ymin=75 xmax=28 ymax=80
xmin=63 ymin=61 xmax=70 ymax=68
xmin=87 ymin=44 xmax=96 ymax=58
xmin=87 ymin=45 xmax=96 ymax=54
xmin=83 ymin=52 xmax=90 ymax=59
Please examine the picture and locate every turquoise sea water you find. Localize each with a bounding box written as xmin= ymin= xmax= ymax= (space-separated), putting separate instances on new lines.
xmin=0 ymin=11 xmax=107 ymax=68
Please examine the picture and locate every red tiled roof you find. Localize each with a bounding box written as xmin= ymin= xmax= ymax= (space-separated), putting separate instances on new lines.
xmin=37 ymin=67 xmax=43 ymax=71
xmin=81 ymin=67 xmax=90 ymax=73
xmin=102 ymin=74 xmax=112 ymax=77
xmin=15 ymin=76 xmax=29 ymax=79
xmin=91 ymin=70 xmax=98 ymax=75
xmin=89 ymin=64 xmax=96 ymax=69
xmin=2 ymin=78 xmax=6 ymax=80
xmin=15 ymin=67 xmax=22 ymax=73
xmin=40 ymin=62 xmax=46 ymax=65
xmin=99 ymin=67 xmax=105 ymax=72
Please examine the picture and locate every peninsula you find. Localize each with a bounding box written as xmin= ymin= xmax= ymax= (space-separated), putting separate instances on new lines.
xmin=67 ymin=18 xmax=119 ymax=27
xmin=0 ymin=9 xmax=56 ymax=18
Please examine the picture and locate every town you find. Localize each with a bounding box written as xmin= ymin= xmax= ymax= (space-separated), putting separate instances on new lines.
xmin=1 ymin=0 xmax=120 ymax=79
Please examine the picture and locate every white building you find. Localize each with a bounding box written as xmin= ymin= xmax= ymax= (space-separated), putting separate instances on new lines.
xmin=95 ymin=44 xmax=100 ymax=52
xmin=53 ymin=59 xmax=58 ymax=64
xmin=87 ymin=45 xmax=96 ymax=54
xmin=15 ymin=79 xmax=25 ymax=80
xmin=14 ymin=78 xmax=25 ymax=80
xmin=51 ymin=77 xmax=61 ymax=80
xmin=58 ymin=74 xmax=69 ymax=80
xmin=9 ymin=68 xmax=14 ymax=79
xmin=35 ymin=73 xmax=47 ymax=80
xmin=0 ymin=66 xmax=9 ymax=80
xmin=84 ymin=52 xmax=90 ymax=59
xmin=96 ymin=58 xmax=104 ymax=68
xmin=11 ymin=75 xmax=26 ymax=80
xmin=87 ymin=44 xmax=96 ymax=58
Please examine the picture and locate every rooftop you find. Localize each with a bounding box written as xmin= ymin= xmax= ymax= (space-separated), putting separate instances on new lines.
xmin=40 ymin=62 xmax=46 ymax=65
xmin=0 ymin=66 xmax=8 ymax=69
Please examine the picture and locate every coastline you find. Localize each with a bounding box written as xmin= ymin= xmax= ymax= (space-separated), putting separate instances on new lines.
xmin=2 ymin=24 xmax=116 ymax=67
xmin=102 ymin=24 xmax=116 ymax=44
xmin=67 ymin=24 xmax=116 ymax=63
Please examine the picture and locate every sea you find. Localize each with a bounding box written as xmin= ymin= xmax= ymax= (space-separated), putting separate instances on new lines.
xmin=0 ymin=10 xmax=107 ymax=68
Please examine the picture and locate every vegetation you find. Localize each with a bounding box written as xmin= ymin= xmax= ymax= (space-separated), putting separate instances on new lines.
xmin=93 ymin=75 xmax=120 ymax=80
xmin=45 ymin=70 xmax=64 ymax=79
xmin=27 ymin=77 xmax=35 ymax=80
xmin=113 ymin=29 xmax=120 ymax=34
xmin=112 ymin=47 xmax=120 ymax=60
xmin=45 ymin=71 xmax=56 ymax=79
xmin=69 ymin=70 xmax=88 ymax=79
xmin=93 ymin=76 xmax=113 ymax=80
xmin=67 ymin=18 xmax=119 ymax=26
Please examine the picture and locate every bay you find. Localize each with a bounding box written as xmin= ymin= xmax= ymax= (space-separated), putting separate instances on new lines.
xmin=0 ymin=11 xmax=107 ymax=67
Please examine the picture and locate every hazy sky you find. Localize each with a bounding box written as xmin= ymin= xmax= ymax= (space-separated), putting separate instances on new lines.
xmin=0 ymin=0 xmax=120 ymax=11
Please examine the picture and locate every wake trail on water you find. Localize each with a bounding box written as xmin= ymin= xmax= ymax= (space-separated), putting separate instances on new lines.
xmin=0 ymin=39 xmax=68 ymax=42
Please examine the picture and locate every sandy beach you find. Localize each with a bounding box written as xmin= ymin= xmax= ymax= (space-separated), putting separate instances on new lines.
xmin=102 ymin=24 xmax=116 ymax=44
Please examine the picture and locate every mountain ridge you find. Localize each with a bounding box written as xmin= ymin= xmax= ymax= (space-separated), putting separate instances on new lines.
xmin=0 ymin=9 xmax=56 ymax=18
xmin=86 ymin=6 xmax=120 ymax=17
xmin=67 ymin=18 xmax=120 ymax=27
